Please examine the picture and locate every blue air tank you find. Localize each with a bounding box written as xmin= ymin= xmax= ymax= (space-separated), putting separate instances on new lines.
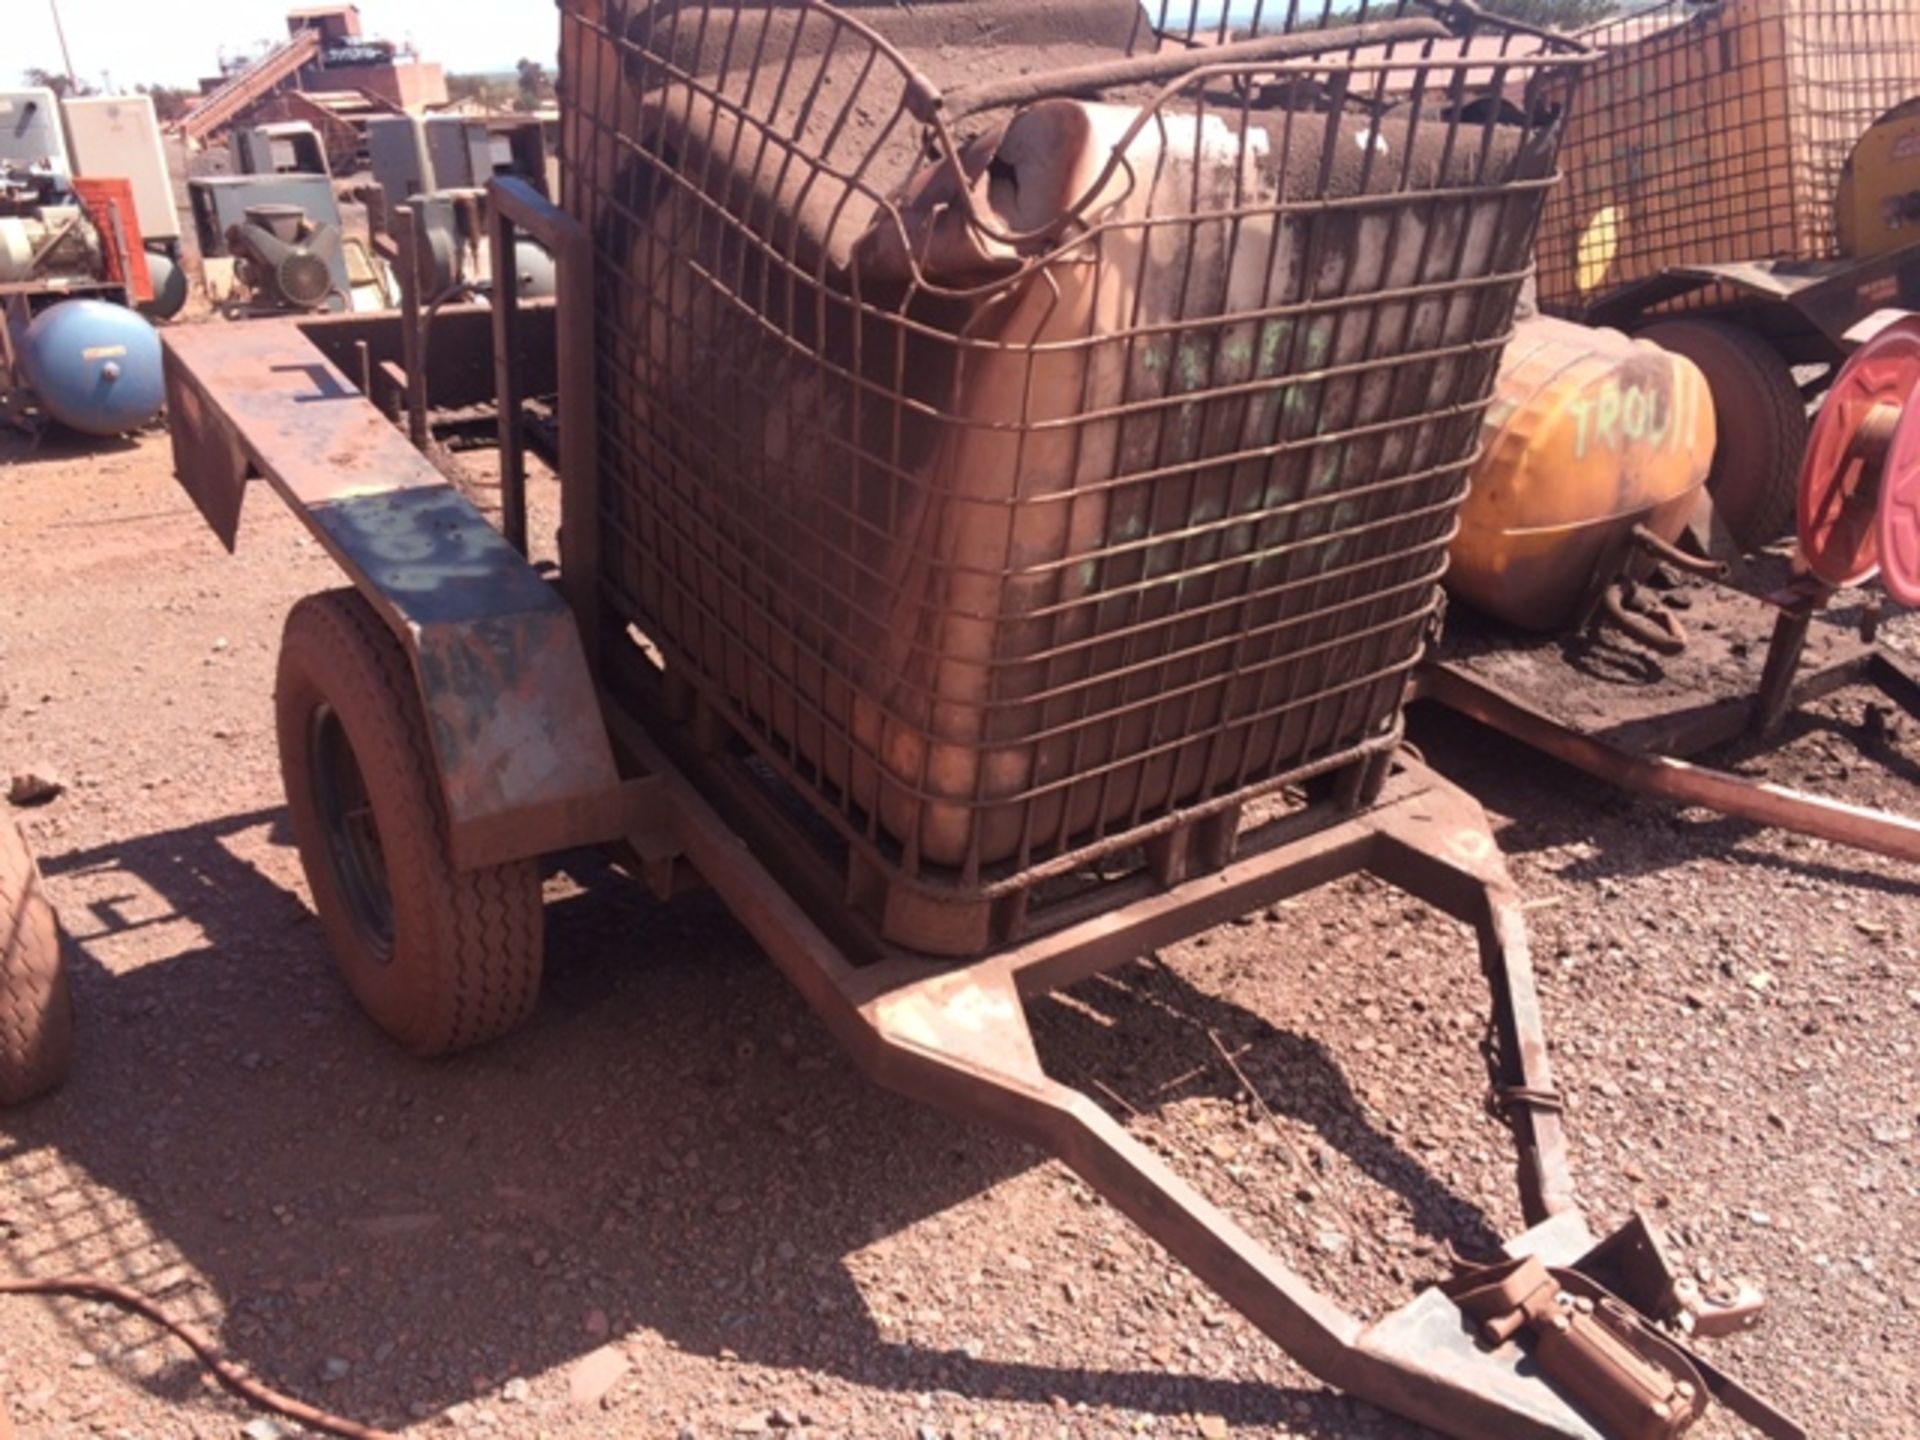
xmin=17 ymin=299 xmax=164 ymax=436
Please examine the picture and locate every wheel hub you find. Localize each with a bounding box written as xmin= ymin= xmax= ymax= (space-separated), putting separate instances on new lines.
xmin=1798 ymin=316 xmax=1920 ymax=604
xmin=308 ymin=704 xmax=395 ymax=961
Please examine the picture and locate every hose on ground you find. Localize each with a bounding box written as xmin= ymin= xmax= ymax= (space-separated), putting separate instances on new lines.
xmin=1 ymin=1274 xmax=400 ymax=1440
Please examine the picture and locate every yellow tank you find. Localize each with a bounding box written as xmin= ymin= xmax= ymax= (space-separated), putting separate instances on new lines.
xmin=1449 ymin=315 xmax=1717 ymax=631
xmin=1837 ymin=98 xmax=1920 ymax=261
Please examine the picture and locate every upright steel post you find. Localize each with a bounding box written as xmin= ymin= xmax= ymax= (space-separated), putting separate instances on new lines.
xmin=394 ymin=203 xmax=429 ymax=452
xmin=489 ymin=202 xmax=528 ymax=556
xmin=486 ymin=176 xmax=601 ymax=662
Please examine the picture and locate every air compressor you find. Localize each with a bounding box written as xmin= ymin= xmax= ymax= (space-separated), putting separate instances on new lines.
xmin=0 ymin=98 xmax=164 ymax=438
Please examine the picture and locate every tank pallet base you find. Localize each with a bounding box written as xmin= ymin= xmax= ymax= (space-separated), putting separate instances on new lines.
xmin=621 ymin=652 xmax=1394 ymax=960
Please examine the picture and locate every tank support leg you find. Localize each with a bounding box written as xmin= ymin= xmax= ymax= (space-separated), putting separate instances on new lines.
xmin=1753 ymin=601 xmax=1816 ymax=738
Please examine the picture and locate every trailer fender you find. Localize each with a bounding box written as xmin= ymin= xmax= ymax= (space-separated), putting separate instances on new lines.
xmin=162 ymin=317 xmax=643 ymax=870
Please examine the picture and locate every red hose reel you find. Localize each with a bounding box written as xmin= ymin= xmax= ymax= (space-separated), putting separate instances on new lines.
xmin=1798 ymin=315 xmax=1920 ymax=606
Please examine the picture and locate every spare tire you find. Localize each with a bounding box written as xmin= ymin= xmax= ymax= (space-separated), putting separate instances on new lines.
xmin=1639 ymin=319 xmax=1809 ymax=553
xmin=1 ymin=817 xmax=72 ymax=1107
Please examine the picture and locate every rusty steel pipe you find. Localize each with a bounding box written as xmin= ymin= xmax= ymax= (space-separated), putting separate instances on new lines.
xmin=935 ymin=16 xmax=1451 ymax=120
xmin=1418 ymin=662 xmax=1920 ymax=866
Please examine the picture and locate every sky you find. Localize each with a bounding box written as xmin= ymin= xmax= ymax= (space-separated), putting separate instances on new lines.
xmin=10 ymin=1 xmax=1229 ymax=91
xmin=11 ymin=1 xmax=1597 ymax=94
xmin=12 ymin=0 xmax=561 ymax=90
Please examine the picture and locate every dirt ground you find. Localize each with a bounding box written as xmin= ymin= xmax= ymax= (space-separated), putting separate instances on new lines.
xmin=1 ymin=426 xmax=1916 ymax=1440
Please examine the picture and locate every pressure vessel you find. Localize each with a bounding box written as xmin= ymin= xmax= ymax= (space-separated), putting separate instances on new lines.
xmin=16 ymin=299 xmax=164 ymax=436
xmin=1449 ymin=315 xmax=1717 ymax=631
xmin=140 ymin=249 xmax=190 ymax=322
xmin=512 ymin=238 xmax=557 ymax=299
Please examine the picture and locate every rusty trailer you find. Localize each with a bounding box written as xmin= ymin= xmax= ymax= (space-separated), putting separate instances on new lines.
xmin=161 ymin=3 xmax=1805 ymax=1436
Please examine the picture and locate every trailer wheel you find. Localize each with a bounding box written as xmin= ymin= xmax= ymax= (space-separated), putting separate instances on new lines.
xmin=1 ymin=817 xmax=72 ymax=1107
xmin=1640 ymin=319 xmax=1808 ymax=553
xmin=276 ymin=589 xmax=544 ymax=1056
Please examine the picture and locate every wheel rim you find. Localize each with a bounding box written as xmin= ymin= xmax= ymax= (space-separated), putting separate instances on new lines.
xmin=308 ymin=703 xmax=395 ymax=962
xmin=1798 ymin=318 xmax=1920 ymax=589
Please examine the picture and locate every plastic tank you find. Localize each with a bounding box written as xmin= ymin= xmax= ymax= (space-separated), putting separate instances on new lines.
xmin=1449 ymin=316 xmax=1717 ymax=632
xmin=565 ymin=0 xmax=1587 ymax=952
xmin=16 ymin=299 xmax=164 ymax=436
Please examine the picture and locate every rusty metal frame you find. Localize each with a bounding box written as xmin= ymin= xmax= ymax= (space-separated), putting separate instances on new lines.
xmin=1574 ymin=249 xmax=1920 ymax=355
xmin=161 ymin=316 xmax=646 ymax=870
xmin=599 ymin=692 xmax=1798 ymax=1439
xmin=1418 ymin=661 xmax=1920 ymax=865
xmin=615 ymin=704 xmax=1605 ymax=1436
xmin=1417 ymin=572 xmax=1920 ymax=867
xmin=155 ymin=103 xmax=1816 ymax=1440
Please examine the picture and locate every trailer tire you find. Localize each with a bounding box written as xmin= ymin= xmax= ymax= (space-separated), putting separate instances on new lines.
xmin=1640 ymin=319 xmax=1807 ymax=553
xmin=276 ymin=589 xmax=544 ymax=1057
xmin=1 ymin=817 xmax=72 ymax=1107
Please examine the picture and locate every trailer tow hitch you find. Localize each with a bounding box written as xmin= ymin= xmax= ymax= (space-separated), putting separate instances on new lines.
xmin=1440 ymin=1213 xmax=1802 ymax=1440
xmin=1446 ymin=1254 xmax=1710 ymax=1440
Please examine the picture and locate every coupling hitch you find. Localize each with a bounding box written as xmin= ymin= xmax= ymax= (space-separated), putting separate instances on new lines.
xmin=1446 ymin=1254 xmax=1709 ymax=1440
xmin=1444 ymin=1214 xmax=1802 ymax=1440
xmin=1575 ymin=1213 xmax=1768 ymax=1341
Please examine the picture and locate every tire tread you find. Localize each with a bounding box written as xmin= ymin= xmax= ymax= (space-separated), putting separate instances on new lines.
xmin=0 ymin=817 xmax=72 ymax=1106
xmin=1641 ymin=318 xmax=1807 ymax=551
xmin=277 ymin=590 xmax=542 ymax=1056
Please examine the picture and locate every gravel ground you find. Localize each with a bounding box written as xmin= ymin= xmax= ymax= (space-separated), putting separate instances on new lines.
xmin=1 ymin=428 xmax=1916 ymax=1440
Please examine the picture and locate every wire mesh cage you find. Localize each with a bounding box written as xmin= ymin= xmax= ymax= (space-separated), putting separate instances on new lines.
xmin=559 ymin=0 xmax=1587 ymax=952
xmin=1537 ymin=0 xmax=1920 ymax=315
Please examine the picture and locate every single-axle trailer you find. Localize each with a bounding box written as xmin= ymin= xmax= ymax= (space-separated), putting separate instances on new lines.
xmin=162 ymin=288 xmax=1796 ymax=1440
xmin=160 ymin=4 xmax=1802 ymax=1435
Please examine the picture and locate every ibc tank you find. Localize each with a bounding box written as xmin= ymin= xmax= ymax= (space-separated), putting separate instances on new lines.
xmin=16 ymin=299 xmax=164 ymax=436
xmin=1449 ymin=316 xmax=1717 ymax=631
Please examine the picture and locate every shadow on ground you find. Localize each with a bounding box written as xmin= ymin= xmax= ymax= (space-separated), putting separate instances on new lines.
xmin=1409 ymin=697 xmax=1920 ymax=899
xmin=0 ymin=806 xmax=1515 ymax=1436
xmin=0 ymin=428 xmax=149 ymax=469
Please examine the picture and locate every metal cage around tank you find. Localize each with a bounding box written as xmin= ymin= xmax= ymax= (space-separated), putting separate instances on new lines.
xmin=558 ymin=0 xmax=1587 ymax=952
xmin=1537 ymin=0 xmax=1920 ymax=315
xmin=149 ymin=7 xmax=1814 ymax=1431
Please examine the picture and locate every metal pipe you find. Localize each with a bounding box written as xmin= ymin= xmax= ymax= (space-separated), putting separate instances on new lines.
xmin=937 ymin=17 xmax=1451 ymax=120
xmin=486 ymin=176 xmax=601 ymax=660
xmin=394 ymin=204 xmax=428 ymax=452
xmin=489 ymin=196 xmax=527 ymax=556
xmin=1418 ymin=663 xmax=1920 ymax=866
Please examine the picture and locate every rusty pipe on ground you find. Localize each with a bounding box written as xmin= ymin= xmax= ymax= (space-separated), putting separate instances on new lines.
xmin=1603 ymin=587 xmax=1689 ymax=657
xmin=1416 ymin=663 xmax=1920 ymax=866
xmin=1631 ymin=523 xmax=1727 ymax=580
